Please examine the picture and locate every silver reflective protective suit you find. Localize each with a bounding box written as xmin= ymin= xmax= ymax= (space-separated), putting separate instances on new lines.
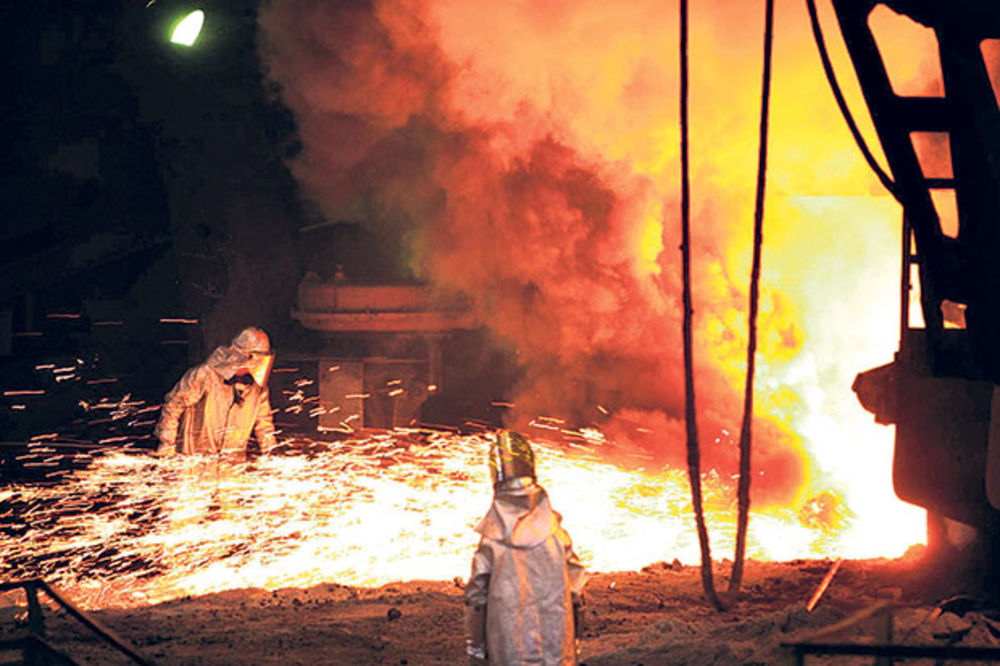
xmin=465 ymin=482 xmax=587 ymax=666
xmin=154 ymin=342 xmax=277 ymax=456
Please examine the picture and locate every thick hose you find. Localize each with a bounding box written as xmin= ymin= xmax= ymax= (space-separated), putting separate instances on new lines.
xmin=679 ymin=0 xmax=726 ymax=611
xmin=729 ymin=0 xmax=776 ymax=598
xmin=679 ymin=0 xmax=776 ymax=610
xmin=805 ymin=0 xmax=900 ymax=202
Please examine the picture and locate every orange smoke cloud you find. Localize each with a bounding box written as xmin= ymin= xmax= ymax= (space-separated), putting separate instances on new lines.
xmin=256 ymin=0 xmax=928 ymax=513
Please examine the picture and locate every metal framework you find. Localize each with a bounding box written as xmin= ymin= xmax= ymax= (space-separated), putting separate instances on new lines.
xmin=831 ymin=0 xmax=1000 ymax=380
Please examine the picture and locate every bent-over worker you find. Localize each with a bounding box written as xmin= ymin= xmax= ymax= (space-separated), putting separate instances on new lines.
xmin=154 ymin=326 xmax=277 ymax=458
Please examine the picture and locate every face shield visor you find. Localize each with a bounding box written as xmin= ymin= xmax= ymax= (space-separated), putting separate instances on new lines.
xmin=229 ymin=327 xmax=273 ymax=386
xmin=245 ymin=351 xmax=274 ymax=387
xmin=489 ymin=430 xmax=536 ymax=487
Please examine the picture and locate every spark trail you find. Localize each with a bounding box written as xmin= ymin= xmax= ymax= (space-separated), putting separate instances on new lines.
xmin=2 ymin=430 xmax=916 ymax=611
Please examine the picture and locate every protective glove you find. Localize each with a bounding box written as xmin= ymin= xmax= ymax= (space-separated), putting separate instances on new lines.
xmin=573 ymin=593 xmax=586 ymax=660
xmin=153 ymin=441 xmax=176 ymax=458
xmin=465 ymin=604 xmax=487 ymax=665
xmin=573 ymin=593 xmax=586 ymax=638
xmin=466 ymin=644 xmax=487 ymax=666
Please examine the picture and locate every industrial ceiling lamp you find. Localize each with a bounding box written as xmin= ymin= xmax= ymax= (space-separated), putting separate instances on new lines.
xmin=170 ymin=9 xmax=205 ymax=47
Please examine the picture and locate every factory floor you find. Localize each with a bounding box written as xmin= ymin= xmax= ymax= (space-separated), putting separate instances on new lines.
xmin=4 ymin=550 xmax=999 ymax=665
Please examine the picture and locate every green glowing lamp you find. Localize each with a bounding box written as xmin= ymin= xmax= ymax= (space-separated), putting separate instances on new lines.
xmin=170 ymin=10 xmax=205 ymax=47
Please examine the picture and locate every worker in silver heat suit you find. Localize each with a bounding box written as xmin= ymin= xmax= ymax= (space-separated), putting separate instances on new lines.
xmin=154 ymin=326 xmax=277 ymax=457
xmin=464 ymin=430 xmax=587 ymax=665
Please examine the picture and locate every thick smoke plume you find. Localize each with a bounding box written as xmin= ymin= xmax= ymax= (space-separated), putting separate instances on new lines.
xmin=256 ymin=0 xmax=925 ymax=508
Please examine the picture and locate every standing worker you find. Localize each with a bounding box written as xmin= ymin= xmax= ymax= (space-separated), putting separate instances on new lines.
xmin=464 ymin=430 xmax=587 ymax=665
xmin=154 ymin=326 xmax=277 ymax=458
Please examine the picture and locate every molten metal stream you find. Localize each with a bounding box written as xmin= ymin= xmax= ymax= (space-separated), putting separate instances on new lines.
xmin=1 ymin=430 xmax=920 ymax=611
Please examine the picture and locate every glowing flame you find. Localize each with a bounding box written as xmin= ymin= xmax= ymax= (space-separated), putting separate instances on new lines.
xmin=255 ymin=0 xmax=930 ymax=556
xmin=0 ymin=431 xmax=918 ymax=611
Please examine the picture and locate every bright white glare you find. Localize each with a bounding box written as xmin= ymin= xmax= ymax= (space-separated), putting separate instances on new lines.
xmin=170 ymin=10 xmax=205 ymax=47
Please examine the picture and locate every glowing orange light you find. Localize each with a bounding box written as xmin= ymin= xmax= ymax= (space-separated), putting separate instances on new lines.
xmin=250 ymin=0 xmax=947 ymax=562
xmin=0 ymin=432 xmax=921 ymax=611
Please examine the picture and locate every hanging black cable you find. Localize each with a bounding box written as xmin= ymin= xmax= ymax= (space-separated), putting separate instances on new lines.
xmin=680 ymin=0 xmax=775 ymax=610
xmin=805 ymin=0 xmax=901 ymax=202
xmin=679 ymin=0 xmax=726 ymax=612
xmin=729 ymin=0 xmax=775 ymax=598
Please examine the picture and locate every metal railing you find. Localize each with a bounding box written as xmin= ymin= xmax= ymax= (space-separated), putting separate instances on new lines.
xmin=0 ymin=635 xmax=78 ymax=666
xmin=0 ymin=578 xmax=156 ymax=666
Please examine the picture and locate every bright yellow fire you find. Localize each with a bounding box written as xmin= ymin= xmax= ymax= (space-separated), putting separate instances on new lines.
xmin=256 ymin=0 xmax=938 ymax=559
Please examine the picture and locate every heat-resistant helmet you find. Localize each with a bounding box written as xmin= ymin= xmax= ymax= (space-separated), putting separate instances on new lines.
xmin=231 ymin=327 xmax=271 ymax=354
xmin=489 ymin=430 xmax=536 ymax=487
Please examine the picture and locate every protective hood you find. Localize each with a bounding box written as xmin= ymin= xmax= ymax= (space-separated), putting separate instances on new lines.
xmin=474 ymin=484 xmax=562 ymax=548
xmin=205 ymin=345 xmax=249 ymax=382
